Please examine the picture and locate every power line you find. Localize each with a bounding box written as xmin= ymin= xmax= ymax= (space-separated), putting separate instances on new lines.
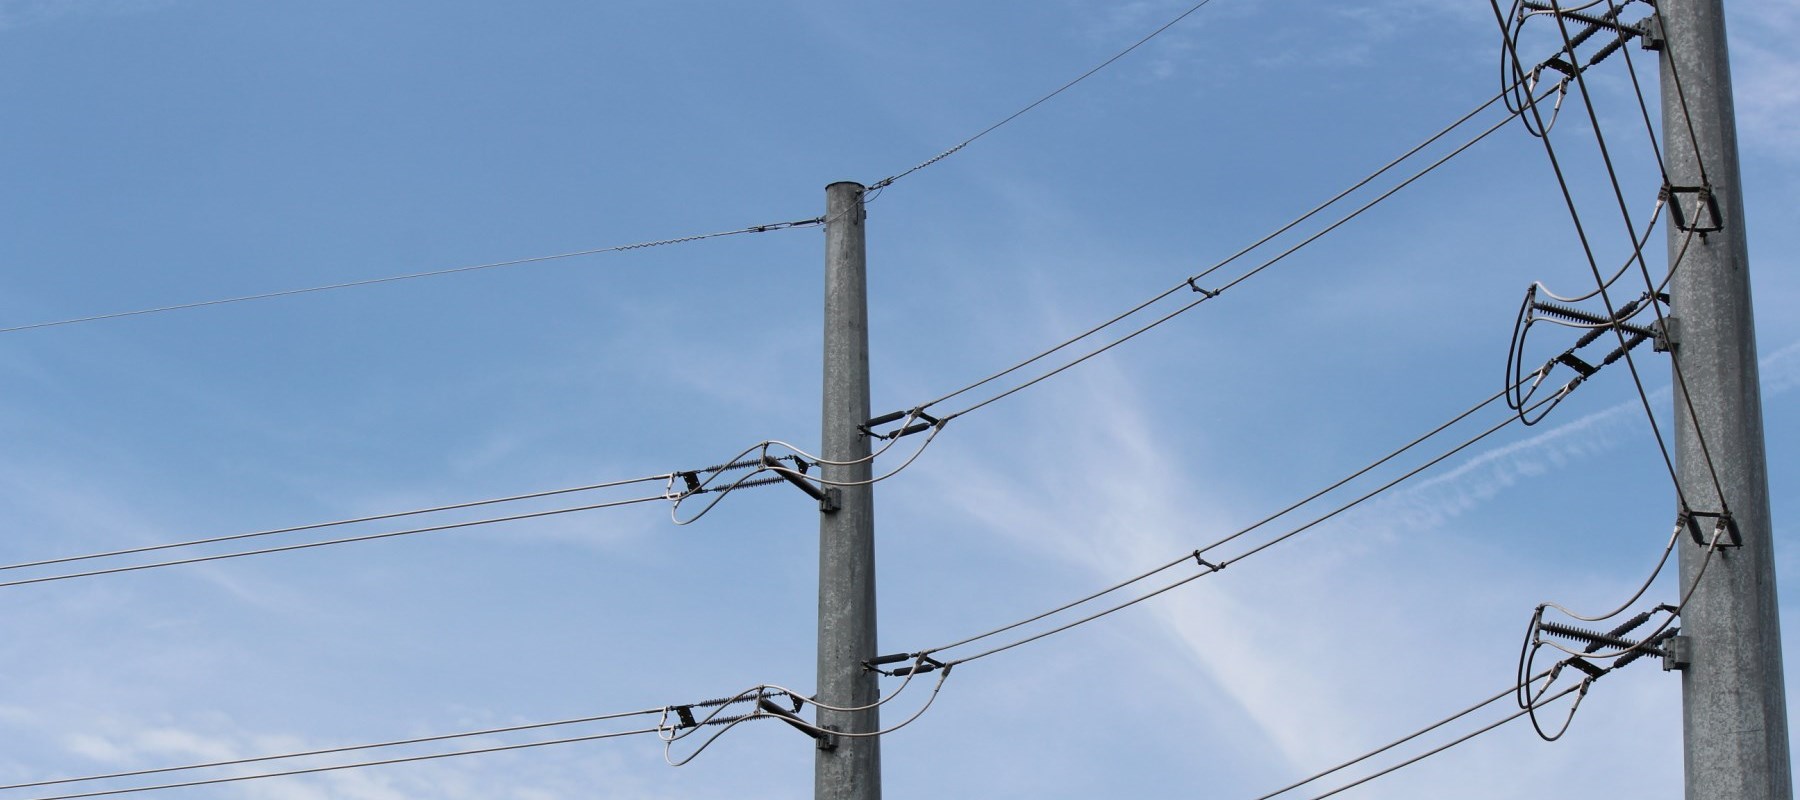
xmin=715 ymin=81 xmax=1556 ymax=532
xmin=883 ymin=335 xmax=1625 ymax=668
xmin=1299 ymin=682 xmax=1584 ymax=800
xmin=0 ymin=673 xmax=955 ymax=796
xmin=866 ymin=0 xmax=1217 ymax=193
xmin=1491 ymin=0 xmax=1732 ymax=520
xmin=1261 ymin=613 xmax=1686 ymax=800
xmin=0 ymin=55 xmax=1573 ymax=595
xmin=0 ymin=217 xmax=823 ymax=335
xmin=0 ymin=492 xmax=669 ymax=589
xmin=0 ymin=418 xmax=952 ymax=588
xmin=1248 ymin=674 xmax=1537 ymax=800
xmin=0 ymin=474 xmax=674 ymax=574
xmin=16 ymin=725 xmax=665 ymax=800
xmin=673 ymin=333 xmax=1639 ymax=764
xmin=0 ymin=439 xmax=871 ymax=587
xmin=937 ymin=398 xmax=1528 ymax=667
xmin=1540 ymin=1 xmax=1700 ymax=502
xmin=902 ymin=78 xmax=1551 ymax=425
xmin=660 ymin=669 xmax=956 ymax=768
xmin=0 ymin=708 xmax=664 ymax=793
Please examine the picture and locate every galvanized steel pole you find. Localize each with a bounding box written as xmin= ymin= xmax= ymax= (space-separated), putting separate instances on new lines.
xmin=817 ymin=181 xmax=880 ymax=800
xmin=1659 ymin=2 xmax=1792 ymax=798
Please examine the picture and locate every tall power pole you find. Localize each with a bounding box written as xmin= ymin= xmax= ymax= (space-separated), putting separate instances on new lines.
xmin=1659 ymin=2 xmax=1792 ymax=798
xmin=817 ymin=181 xmax=881 ymax=800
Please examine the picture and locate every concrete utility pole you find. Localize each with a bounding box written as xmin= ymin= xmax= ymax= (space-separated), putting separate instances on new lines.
xmin=1658 ymin=2 xmax=1792 ymax=798
xmin=816 ymin=181 xmax=881 ymax=800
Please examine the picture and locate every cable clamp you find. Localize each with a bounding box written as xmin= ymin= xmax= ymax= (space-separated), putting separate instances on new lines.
xmin=1681 ymin=509 xmax=1741 ymax=549
xmin=1564 ymin=656 xmax=1607 ymax=680
xmin=1186 ymin=278 xmax=1219 ymax=298
xmin=1554 ymin=353 xmax=1598 ymax=378
xmin=1192 ymin=550 xmax=1224 ymax=571
xmin=861 ymin=408 xmax=942 ymax=440
xmin=863 ymin=652 xmax=947 ymax=677
xmin=889 ymin=655 xmax=947 ymax=677
xmin=863 ymin=652 xmax=914 ymax=673
xmin=1663 ymin=184 xmax=1723 ymax=233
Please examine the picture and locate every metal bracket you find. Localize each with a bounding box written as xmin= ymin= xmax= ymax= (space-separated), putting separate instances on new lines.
xmin=1565 ymin=656 xmax=1608 ymax=679
xmin=757 ymin=697 xmax=837 ymax=750
xmin=762 ymin=455 xmax=840 ymax=513
xmin=861 ymin=408 xmax=941 ymax=440
xmin=1664 ymin=184 xmax=1723 ymax=233
xmin=1637 ymin=14 xmax=1664 ymax=51
xmin=863 ymin=652 xmax=947 ymax=677
xmin=1684 ymin=510 xmax=1742 ymax=548
xmin=1663 ymin=635 xmax=1692 ymax=671
xmin=1653 ymin=317 xmax=1679 ymax=353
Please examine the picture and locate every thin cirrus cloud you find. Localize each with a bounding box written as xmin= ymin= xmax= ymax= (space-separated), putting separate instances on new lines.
xmin=1361 ymin=337 xmax=1800 ymax=539
xmin=924 ymin=328 xmax=1796 ymax=785
xmin=1728 ymin=3 xmax=1800 ymax=158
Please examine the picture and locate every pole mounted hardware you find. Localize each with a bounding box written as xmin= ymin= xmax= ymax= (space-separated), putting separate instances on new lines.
xmin=862 ymin=652 xmax=948 ymax=678
xmin=1539 ymin=620 xmax=1673 ymax=659
xmin=761 ymin=454 xmax=840 ymax=513
xmin=1681 ymin=509 xmax=1741 ymax=549
xmin=1637 ymin=13 xmax=1664 ymax=50
xmin=861 ymin=408 xmax=943 ymax=441
xmin=817 ymin=180 xmax=879 ymax=800
xmin=1653 ymin=317 xmax=1680 ymax=353
xmin=1514 ymin=0 xmax=1649 ymax=73
xmin=1521 ymin=1 xmax=1639 ymax=37
xmin=1529 ymin=298 xmax=1660 ymax=342
xmin=757 ymin=696 xmax=837 ymax=751
xmin=1663 ymin=635 xmax=1693 ymax=671
xmin=1659 ymin=1 xmax=1791 ymax=792
xmin=1663 ymin=184 xmax=1723 ymax=233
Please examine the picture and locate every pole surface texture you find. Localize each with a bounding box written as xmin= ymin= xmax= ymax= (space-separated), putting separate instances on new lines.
xmin=817 ymin=181 xmax=880 ymax=800
xmin=1661 ymin=2 xmax=1792 ymax=798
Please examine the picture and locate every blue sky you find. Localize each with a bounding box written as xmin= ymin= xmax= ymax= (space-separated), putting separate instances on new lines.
xmin=1 ymin=1 xmax=1796 ymax=798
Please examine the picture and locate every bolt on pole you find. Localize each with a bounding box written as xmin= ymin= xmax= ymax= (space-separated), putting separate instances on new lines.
xmin=817 ymin=181 xmax=881 ymax=800
xmin=1658 ymin=1 xmax=1793 ymax=798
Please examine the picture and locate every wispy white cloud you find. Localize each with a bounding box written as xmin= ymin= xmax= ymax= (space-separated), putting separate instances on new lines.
xmin=16 ymin=711 xmax=703 ymax=800
xmin=1730 ymin=3 xmax=1800 ymax=161
xmin=923 ymin=338 xmax=1350 ymax=772
xmin=62 ymin=731 xmax=132 ymax=764
xmin=1360 ymin=337 xmax=1800 ymax=538
xmin=928 ymin=302 xmax=1796 ymax=788
xmin=1763 ymin=337 xmax=1800 ymax=395
xmin=1067 ymin=0 xmax=1229 ymax=82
